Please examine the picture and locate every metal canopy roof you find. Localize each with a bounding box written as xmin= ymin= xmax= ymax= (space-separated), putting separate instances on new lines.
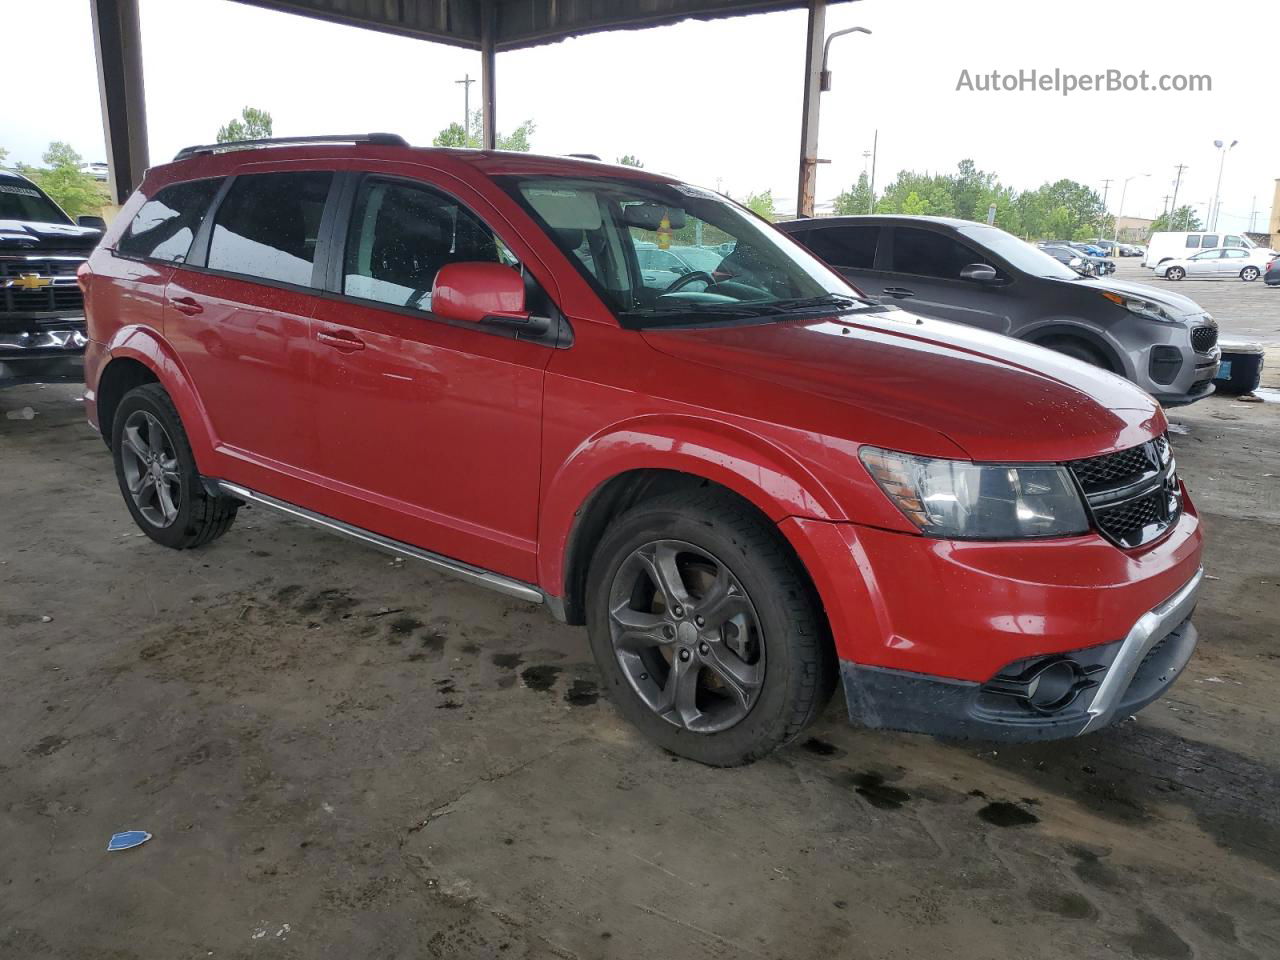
xmin=229 ymin=0 xmax=840 ymax=51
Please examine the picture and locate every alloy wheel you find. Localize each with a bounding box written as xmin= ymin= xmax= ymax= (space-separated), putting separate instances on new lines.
xmin=1243 ymin=267 xmax=1260 ymax=281
xmin=607 ymin=539 xmax=765 ymax=734
xmin=119 ymin=410 xmax=181 ymax=528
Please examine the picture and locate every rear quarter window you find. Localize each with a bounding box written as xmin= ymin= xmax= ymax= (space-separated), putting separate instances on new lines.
xmin=116 ymin=178 xmax=224 ymax=263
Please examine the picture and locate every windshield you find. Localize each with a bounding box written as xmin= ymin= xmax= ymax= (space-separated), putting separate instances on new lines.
xmin=0 ymin=179 xmax=72 ymax=224
xmin=500 ymin=175 xmax=869 ymax=326
xmin=958 ymin=224 xmax=1082 ymax=281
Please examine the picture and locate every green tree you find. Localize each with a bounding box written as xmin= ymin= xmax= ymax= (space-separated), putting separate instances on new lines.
xmin=0 ymin=145 xmax=9 ymax=167
xmin=1150 ymin=205 xmax=1202 ymax=232
xmin=901 ymin=191 xmax=929 ymax=215
xmin=833 ymin=172 xmax=873 ymax=215
xmin=618 ymin=154 xmax=644 ymax=168
xmin=17 ymin=142 xmax=106 ymax=218
xmin=433 ymin=112 xmax=535 ymax=151
xmin=745 ymin=189 xmax=776 ymax=221
xmin=217 ymin=106 xmax=273 ymax=143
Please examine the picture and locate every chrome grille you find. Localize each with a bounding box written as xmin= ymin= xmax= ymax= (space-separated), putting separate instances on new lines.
xmin=1 ymin=257 xmax=86 ymax=317
xmin=1068 ymin=435 xmax=1181 ymax=548
xmin=1191 ymin=324 xmax=1218 ymax=353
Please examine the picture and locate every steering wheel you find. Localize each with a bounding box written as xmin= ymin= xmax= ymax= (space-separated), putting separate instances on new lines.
xmin=663 ymin=270 xmax=716 ymax=294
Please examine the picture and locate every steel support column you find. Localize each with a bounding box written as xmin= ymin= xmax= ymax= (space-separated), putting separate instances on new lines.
xmin=796 ymin=0 xmax=826 ymax=218
xmin=90 ymin=0 xmax=149 ymax=205
xmin=481 ymin=0 xmax=497 ymax=149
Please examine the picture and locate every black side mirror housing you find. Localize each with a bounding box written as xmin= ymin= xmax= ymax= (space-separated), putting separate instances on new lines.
xmin=78 ymin=215 xmax=107 ymax=231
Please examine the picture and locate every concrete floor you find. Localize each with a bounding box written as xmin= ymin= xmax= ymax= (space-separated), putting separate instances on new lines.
xmin=3 ymin=275 xmax=1280 ymax=957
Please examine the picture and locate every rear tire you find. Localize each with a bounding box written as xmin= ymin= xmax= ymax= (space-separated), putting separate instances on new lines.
xmin=1241 ymin=266 xmax=1260 ymax=282
xmin=1038 ymin=336 xmax=1110 ymax=370
xmin=111 ymin=383 xmax=238 ymax=549
xmin=585 ymin=489 xmax=836 ymax=766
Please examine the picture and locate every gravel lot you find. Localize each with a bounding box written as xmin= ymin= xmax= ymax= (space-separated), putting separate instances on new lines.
xmin=2 ymin=275 xmax=1279 ymax=958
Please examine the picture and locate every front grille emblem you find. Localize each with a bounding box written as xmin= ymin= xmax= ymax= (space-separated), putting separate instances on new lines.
xmin=4 ymin=273 xmax=53 ymax=291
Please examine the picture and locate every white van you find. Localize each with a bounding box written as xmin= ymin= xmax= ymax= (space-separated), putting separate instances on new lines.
xmin=1144 ymin=231 xmax=1275 ymax=268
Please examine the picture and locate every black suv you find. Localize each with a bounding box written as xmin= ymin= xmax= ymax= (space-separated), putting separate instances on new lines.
xmin=1 ymin=169 xmax=103 ymax=387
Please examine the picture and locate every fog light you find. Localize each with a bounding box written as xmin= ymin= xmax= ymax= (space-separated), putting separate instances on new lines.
xmin=1149 ymin=346 xmax=1182 ymax=385
xmin=982 ymin=657 xmax=1105 ymax=716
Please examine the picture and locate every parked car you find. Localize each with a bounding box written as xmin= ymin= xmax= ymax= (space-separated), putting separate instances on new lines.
xmin=1 ymin=168 xmax=104 ymax=387
xmin=1038 ymin=242 xmax=1093 ymax=275
xmin=1154 ymin=246 xmax=1271 ymax=281
xmin=82 ymin=137 xmax=1205 ymax=765
xmin=1119 ymin=243 xmax=1144 ymax=258
xmin=781 ymin=215 xmax=1220 ymax=405
xmin=1143 ymin=230 xmax=1275 ymax=269
xmin=1265 ymin=257 xmax=1279 ymax=286
xmin=1065 ymin=242 xmax=1117 ymax=275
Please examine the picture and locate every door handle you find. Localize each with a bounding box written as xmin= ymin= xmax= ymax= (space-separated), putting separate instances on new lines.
xmin=317 ymin=330 xmax=366 ymax=351
xmin=170 ymin=296 xmax=203 ymax=315
xmin=882 ymin=287 xmax=915 ymax=299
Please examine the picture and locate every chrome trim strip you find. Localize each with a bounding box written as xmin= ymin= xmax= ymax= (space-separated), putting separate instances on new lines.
xmin=1082 ymin=566 xmax=1204 ymax=731
xmin=216 ymin=481 xmax=546 ymax=605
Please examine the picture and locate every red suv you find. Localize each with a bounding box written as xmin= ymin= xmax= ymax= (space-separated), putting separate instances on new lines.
xmin=80 ymin=135 xmax=1204 ymax=765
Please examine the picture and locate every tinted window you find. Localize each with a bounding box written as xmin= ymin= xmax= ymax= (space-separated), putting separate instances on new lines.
xmin=891 ymin=227 xmax=989 ymax=279
xmin=207 ymin=172 xmax=332 ymax=285
xmin=1224 ymin=235 xmax=1245 ymax=247
xmin=0 ymin=179 xmax=71 ymax=224
xmin=1186 ymin=235 xmax=1201 ymax=248
xmin=117 ymin=178 xmax=223 ymax=263
xmin=342 ymin=178 xmax=514 ymax=312
xmin=1201 ymin=235 xmax=1219 ymax=248
xmin=804 ymin=225 xmax=880 ymax=269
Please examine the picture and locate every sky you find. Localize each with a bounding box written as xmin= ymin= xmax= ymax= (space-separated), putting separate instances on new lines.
xmin=4 ymin=0 xmax=1276 ymax=233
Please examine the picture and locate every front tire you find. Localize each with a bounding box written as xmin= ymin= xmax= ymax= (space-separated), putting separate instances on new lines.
xmin=1166 ymin=266 xmax=1186 ymax=280
xmin=585 ymin=489 xmax=836 ymax=766
xmin=1241 ymin=266 xmax=1260 ymax=282
xmin=1038 ymin=336 xmax=1110 ymax=370
xmin=112 ymin=383 xmax=238 ymax=549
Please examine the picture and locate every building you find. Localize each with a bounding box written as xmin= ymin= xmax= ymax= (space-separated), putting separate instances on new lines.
xmin=1115 ymin=216 xmax=1154 ymax=242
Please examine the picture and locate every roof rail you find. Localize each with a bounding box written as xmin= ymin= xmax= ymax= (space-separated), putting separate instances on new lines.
xmin=173 ymin=133 xmax=408 ymax=161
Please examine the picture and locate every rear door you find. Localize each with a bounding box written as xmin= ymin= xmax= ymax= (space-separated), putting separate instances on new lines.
xmin=793 ymin=223 xmax=884 ymax=297
xmin=308 ymin=172 xmax=556 ymax=582
xmin=878 ymin=224 xmax=1013 ymax=333
xmin=164 ymin=170 xmax=335 ymax=486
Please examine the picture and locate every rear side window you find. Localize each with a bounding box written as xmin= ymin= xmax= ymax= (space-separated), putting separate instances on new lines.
xmin=117 ymin=178 xmax=223 ymax=263
xmin=207 ymin=172 xmax=333 ymax=286
xmin=891 ymin=227 xmax=988 ymax=280
xmin=341 ymin=178 xmax=514 ymax=312
xmin=804 ymin=225 xmax=880 ymax=269
xmin=1185 ymin=235 xmax=1200 ymax=248
xmin=1200 ymin=235 xmax=1218 ymax=249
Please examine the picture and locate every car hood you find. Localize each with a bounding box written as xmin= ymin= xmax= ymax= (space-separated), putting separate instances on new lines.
xmin=0 ymin=219 xmax=101 ymax=252
xmin=1073 ymin=275 xmax=1206 ymax=317
xmin=641 ymin=308 xmax=1164 ymax=462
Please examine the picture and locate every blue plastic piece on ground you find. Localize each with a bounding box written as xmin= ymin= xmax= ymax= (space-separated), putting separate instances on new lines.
xmin=107 ymin=830 xmax=152 ymax=851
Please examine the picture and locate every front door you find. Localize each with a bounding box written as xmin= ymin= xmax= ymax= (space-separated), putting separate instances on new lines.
xmin=309 ymin=174 xmax=553 ymax=582
xmin=878 ymin=225 xmax=1013 ymax=334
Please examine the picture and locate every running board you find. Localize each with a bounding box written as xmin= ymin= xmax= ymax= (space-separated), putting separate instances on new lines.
xmin=215 ymin=481 xmax=546 ymax=606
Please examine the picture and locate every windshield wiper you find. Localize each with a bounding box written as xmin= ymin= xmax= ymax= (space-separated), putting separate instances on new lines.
xmin=769 ymin=293 xmax=866 ymax=312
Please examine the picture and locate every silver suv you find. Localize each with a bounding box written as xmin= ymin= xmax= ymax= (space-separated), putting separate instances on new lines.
xmin=780 ymin=215 xmax=1220 ymax=405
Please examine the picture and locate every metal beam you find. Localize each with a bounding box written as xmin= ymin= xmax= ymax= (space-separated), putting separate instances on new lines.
xmin=90 ymin=0 xmax=150 ymax=205
xmin=481 ymin=0 xmax=497 ymax=149
xmin=796 ymin=0 xmax=825 ymax=219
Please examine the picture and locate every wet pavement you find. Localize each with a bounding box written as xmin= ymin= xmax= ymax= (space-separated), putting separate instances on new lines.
xmin=2 ymin=375 xmax=1279 ymax=959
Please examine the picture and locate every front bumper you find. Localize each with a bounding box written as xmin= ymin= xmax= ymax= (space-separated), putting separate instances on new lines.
xmin=0 ymin=322 xmax=87 ymax=388
xmin=840 ymin=568 xmax=1202 ymax=741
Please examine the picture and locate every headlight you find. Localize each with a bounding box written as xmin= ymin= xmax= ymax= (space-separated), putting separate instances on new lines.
xmin=1100 ymin=290 xmax=1180 ymax=323
xmin=1069 ymin=256 xmax=1083 ymax=267
xmin=859 ymin=447 xmax=1090 ymax=539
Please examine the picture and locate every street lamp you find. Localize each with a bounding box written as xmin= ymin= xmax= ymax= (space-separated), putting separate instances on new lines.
xmin=1209 ymin=139 xmax=1238 ymax=232
xmin=820 ymin=26 xmax=872 ymax=91
xmin=1114 ymin=173 xmax=1149 ymax=245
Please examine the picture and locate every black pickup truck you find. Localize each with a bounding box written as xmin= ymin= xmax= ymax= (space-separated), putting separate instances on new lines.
xmin=1 ymin=169 xmax=103 ymax=387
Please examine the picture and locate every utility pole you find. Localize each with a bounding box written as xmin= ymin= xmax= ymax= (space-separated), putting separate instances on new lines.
xmin=1248 ymin=195 xmax=1258 ymax=233
xmin=1100 ymin=178 xmax=1113 ymax=215
xmin=455 ymin=73 xmax=475 ymax=145
xmin=1160 ymin=194 xmax=1171 ymax=217
xmin=1169 ymin=163 xmax=1187 ymax=229
xmin=867 ymin=129 xmax=878 ymax=214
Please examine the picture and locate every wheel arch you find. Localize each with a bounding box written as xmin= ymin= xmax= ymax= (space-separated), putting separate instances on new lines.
xmin=1023 ymin=321 xmax=1127 ymax=376
xmin=539 ymin=417 xmax=845 ymax=625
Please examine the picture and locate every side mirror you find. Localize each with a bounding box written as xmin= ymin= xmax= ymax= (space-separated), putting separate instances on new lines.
xmin=432 ymin=262 xmax=547 ymax=335
xmin=959 ymin=263 xmax=998 ymax=282
xmin=78 ymin=215 xmax=107 ymax=231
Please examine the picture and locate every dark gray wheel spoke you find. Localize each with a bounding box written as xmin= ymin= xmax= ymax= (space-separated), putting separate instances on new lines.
xmin=610 ymin=604 xmax=673 ymax=652
xmin=702 ymin=640 xmax=762 ymax=710
xmin=693 ymin=569 xmax=750 ymax=629
xmin=156 ymin=480 xmax=179 ymax=523
xmin=123 ymin=425 xmax=149 ymax=464
xmin=657 ymin=657 xmax=702 ymax=727
xmin=121 ymin=409 xmax=181 ymax=530
xmin=637 ymin=541 xmax=692 ymax=611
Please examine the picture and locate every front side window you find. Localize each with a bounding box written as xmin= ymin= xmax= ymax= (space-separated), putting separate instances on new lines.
xmin=0 ymin=179 xmax=70 ymax=224
xmin=500 ymin=175 xmax=866 ymax=328
xmin=1190 ymin=250 xmax=1220 ymax=260
xmin=342 ymin=178 xmax=515 ymax=312
xmin=206 ymin=171 xmax=333 ymax=286
xmin=891 ymin=227 xmax=991 ymax=280
xmin=805 ymin=225 xmax=880 ymax=269
xmin=117 ymin=178 xmax=223 ymax=263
